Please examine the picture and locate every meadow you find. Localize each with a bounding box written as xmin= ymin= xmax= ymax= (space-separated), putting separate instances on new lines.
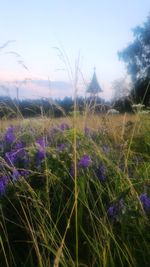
xmin=0 ymin=112 xmax=150 ymax=267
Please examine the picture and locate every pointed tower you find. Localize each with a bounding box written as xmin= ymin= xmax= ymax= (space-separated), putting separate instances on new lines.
xmin=87 ymin=68 xmax=102 ymax=97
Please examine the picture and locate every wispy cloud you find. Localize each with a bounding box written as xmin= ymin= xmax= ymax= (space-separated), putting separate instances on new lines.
xmin=0 ymin=79 xmax=72 ymax=99
xmin=0 ymin=40 xmax=16 ymax=50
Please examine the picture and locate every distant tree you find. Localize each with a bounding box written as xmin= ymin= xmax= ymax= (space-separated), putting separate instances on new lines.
xmin=118 ymin=14 xmax=150 ymax=105
xmin=111 ymin=76 xmax=131 ymax=101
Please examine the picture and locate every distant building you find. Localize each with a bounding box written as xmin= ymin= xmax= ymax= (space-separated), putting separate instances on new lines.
xmin=86 ymin=68 xmax=102 ymax=97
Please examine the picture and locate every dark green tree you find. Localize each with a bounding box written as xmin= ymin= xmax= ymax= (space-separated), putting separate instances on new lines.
xmin=118 ymin=14 xmax=150 ymax=105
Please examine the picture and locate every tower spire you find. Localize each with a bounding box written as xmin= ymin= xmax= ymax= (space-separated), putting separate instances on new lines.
xmin=86 ymin=68 xmax=102 ymax=96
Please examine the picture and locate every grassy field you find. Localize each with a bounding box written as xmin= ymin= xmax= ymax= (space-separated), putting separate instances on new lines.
xmin=0 ymin=113 xmax=150 ymax=267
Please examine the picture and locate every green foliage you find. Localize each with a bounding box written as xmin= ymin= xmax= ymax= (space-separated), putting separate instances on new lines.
xmin=118 ymin=15 xmax=150 ymax=105
xmin=118 ymin=15 xmax=150 ymax=82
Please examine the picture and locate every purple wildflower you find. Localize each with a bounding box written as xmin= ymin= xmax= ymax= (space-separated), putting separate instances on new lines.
xmin=84 ymin=127 xmax=90 ymax=136
xmin=4 ymin=126 xmax=16 ymax=144
xmin=70 ymin=164 xmax=75 ymax=178
xmin=14 ymin=141 xmax=24 ymax=150
xmin=108 ymin=199 xmax=124 ymax=219
xmin=36 ymin=138 xmax=46 ymax=149
xmin=50 ymin=127 xmax=58 ymax=136
xmin=20 ymin=169 xmax=30 ymax=178
xmin=17 ymin=148 xmax=26 ymax=158
xmin=35 ymin=149 xmax=45 ymax=167
xmin=35 ymin=137 xmax=46 ymax=167
xmin=48 ymin=127 xmax=59 ymax=143
xmin=0 ymin=175 xmax=8 ymax=195
xmin=78 ymin=155 xmax=91 ymax=168
xmin=12 ymin=169 xmax=20 ymax=181
xmin=5 ymin=151 xmax=17 ymax=165
xmin=60 ymin=123 xmax=69 ymax=131
xmin=140 ymin=193 xmax=150 ymax=212
xmin=57 ymin=143 xmax=66 ymax=152
xmin=95 ymin=165 xmax=106 ymax=182
xmin=5 ymin=147 xmax=26 ymax=166
xmin=5 ymin=147 xmax=29 ymax=174
xmin=108 ymin=205 xmax=116 ymax=217
xmin=12 ymin=169 xmax=29 ymax=181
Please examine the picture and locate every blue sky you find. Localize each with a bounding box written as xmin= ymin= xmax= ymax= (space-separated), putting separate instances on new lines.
xmin=0 ymin=0 xmax=150 ymax=99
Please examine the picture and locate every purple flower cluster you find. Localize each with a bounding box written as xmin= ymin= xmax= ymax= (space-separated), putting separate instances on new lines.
xmin=139 ymin=193 xmax=150 ymax=212
xmin=57 ymin=143 xmax=66 ymax=152
xmin=5 ymin=146 xmax=28 ymax=167
xmin=60 ymin=123 xmax=69 ymax=131
xmin=12 ymin=169 xmax=20 ymax=181
xmin=36 ymin=138 xmax=46 ymax=149
xmin=36 ymin=150 xmax=45 ymax=166
xmin=50 ymin=127 xmax=58 ymax=134
xmin=70 ymin=155 xmax=91 ymax=177
xmin=3 ymin=127 xmax=31 ymax=180
xmin=4 ymin=126 xmax=16 ymax=144
xmin=48 ymin=127 xmax=59 ymax=143
xmin=78 ymin=155 xmax=91 ymax=168
xmin=108 ymin=199 xmax=124 ymax=219
xmin=95 ymin=165 xmax=106 ymax=182
xmin=36 ymin=138 xmax=46 ymax=167
xmin=0 ymin=175 xmax=8 ymax=195
xmin=12 ymin=169 xmax=29 ymax=181
xmin=0 ymin=123 xmax=72 ymax=195
xmin=84 ymin=127 xmax=90 ymax=136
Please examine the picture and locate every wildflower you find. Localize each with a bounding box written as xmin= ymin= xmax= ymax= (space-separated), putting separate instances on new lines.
xmin=108 ymin=199 xmax=124 ymax=219
xmin=0 ymin=175 xmax=8 ymax=195
xmin=50 ymin=127 xmax=58 ymax=136
xmin=60 ymin=123 xmax=69 ymax=131
xmin=5 ymin=146 xmax=29 ymax=177
xmin=57 ymin=143 xmax=66 ymax=152
xmin=95 ymin=165 xmax=106 ymax=182
xmin=35 ymin=139 xmax=46 ymax=167
xmin=4 ymin=126 xmax=16 ymax=144
xmin=14 ymin=141 xmax=24 ymax=150
xmin=84 ymin=127 xmax=90 ymax=136
xmin=20 ymin=169 xmax=30 ymax=178
xmin=48 ymin=127 xmax=59 ymax=143
xmin=12 ymin=168 xmax=29 ymax=181
xmin=5 ymin=150 xmax=18 ymax=165
xmin=36 ymin=150 xmax=45 ymax=165
xmin=12 ymin=169 xmax=20 ymax=181
xmin=36 ymin=138 xmax=46 ymax=149
xmin=139 ymin=193 xmax=150 ymax=212
xmin=108 ymin=205 xmax=117 ymax=217
xmin=5 ymin=147 xmax=27 ymax=166
xmin=78 ymin=155 xmax=91 ymax=168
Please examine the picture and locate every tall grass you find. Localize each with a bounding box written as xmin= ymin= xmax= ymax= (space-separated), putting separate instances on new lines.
xmin=0 ymin=110 xmax=150 ymax=266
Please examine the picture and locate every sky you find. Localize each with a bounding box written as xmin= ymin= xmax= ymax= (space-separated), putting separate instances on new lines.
xmin=0 ymin=0 xmax=150 ymax=100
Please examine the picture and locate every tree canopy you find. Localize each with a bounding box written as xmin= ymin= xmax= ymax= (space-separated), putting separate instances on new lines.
xmin=118 ymin=15 xmax=150 ymax=105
